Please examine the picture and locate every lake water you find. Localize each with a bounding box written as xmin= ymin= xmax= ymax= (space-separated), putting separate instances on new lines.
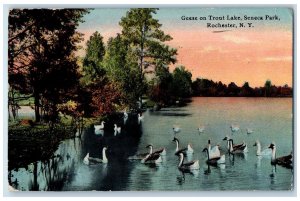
xmin=9 ymin=97 xmax=293 ymax=191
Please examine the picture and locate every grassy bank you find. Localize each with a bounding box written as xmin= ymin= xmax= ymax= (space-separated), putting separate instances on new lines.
xmin=8 ymin=122 xmax=76 ymax=171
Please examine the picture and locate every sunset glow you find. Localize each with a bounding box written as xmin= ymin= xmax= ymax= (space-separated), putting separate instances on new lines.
xmin=77 ymin=8 xmax=293 ymax=87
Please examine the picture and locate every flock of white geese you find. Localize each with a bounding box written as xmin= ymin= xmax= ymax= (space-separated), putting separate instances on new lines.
xmin=84 ymin=111 xmax=293 ymax=171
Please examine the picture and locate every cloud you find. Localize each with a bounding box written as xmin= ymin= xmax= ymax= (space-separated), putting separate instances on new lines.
xmin=222 ymin=35 xmax=252 ymax=44
xmin=199 ymin=46 xmax=229 ymax=53
xmin=261 ymin=56 xmax=292 ymax=62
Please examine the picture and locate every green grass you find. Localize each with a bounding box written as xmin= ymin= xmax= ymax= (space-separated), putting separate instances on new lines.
xmin=145 ymin=99 xmax=155 ymax=108
xmin=18 ymin=97 xmax=34 ymax=106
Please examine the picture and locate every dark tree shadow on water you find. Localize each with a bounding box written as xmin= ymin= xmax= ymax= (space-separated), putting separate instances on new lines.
xmin=83 ymin=113 xmax=144 ymax=191
xmin=157 ymin=108 xmax=187 ymax=112
xmin=149 ymin=112 xmax=192 ymax=117
xmin=10 ymin=112 xmax=145 ymax=191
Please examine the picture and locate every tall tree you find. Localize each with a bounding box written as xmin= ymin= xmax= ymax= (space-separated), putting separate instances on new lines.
xmin=81 ymin=32 xmax=125 ymax=116
xmin=148 ymin=65 xmax=173 ymax=107
xmin=103 ymin=34 xmax=141 ymax=108
xmin=82 ymin=31 xmax=106 ymax=84
xmin=171 ymin=66 xmax=192 ymax=98
xmin=8 ymin=9 xmax=89 ymax=122
xmin=264 ymin=79 xmax=272 ymax=97
xmin=119 ymin=8 xmax=177 ymax=108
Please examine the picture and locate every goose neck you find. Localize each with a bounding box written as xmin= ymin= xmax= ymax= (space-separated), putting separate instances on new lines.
xmin=256 ymin=142 xmax=261 ymax=155
xmin=102 ymin=148 xmax=108 ymax=163
xmin=229 ymin=140 xmax=234 ymax=152
xmin=175 ymin=140 xmax=179 ymax=151
xmin=149 ymin=146 xmax=153 ymax=154
xmin=208 ymin=141 xmax=211 ymax=151
xmin=204 ymin=148 xmax=210 ymax=160
xmin=226 ymin=140 xmax=230 ymax=150
xmin=178 ymin=154 xmax=184 ymax=167
xmin=271 ymin=146 xmax=276 ymax=161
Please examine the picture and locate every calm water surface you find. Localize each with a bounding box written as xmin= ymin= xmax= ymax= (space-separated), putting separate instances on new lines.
xmin=9 ymin=97 xmax=293 ymax=191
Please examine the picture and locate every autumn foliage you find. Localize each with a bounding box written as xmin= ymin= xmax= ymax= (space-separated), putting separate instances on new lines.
xmin=90 ymin=82 xmax=123 ymax=117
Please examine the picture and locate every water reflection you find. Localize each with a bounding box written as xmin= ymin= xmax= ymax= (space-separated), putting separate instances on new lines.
xmin=269 ymin=165 xmax=277 ymax=185
xmin=9 ymin=113 xmax=143 ymax=191
xmin=10 ymin=138 xmax=80 ymax=191
xmin=9 ymin=98 xmax=293 ymax=191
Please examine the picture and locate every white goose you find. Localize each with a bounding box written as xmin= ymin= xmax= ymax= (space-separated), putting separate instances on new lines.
xmin=253 ymin=140 xmax=272 ymax=156
xmin=173 ymin=137 xmax=194 ymax=155
xmin=86 ymin=147 xmax=109 ymax=164
xmin=94 ymin=121 xmax=105 ymax=135
xmin=173 ymin=125 xmax=181 ymax=135
xmin=124 ymin=109 xmax=128 ymax=123
xmin=223 ymin=136 xmax=245 ymax=151
xmin=230 ymin=124 xmax=240 ymax=133
xmin=197 ymin=126 xmax=205 ymax=134
xmin=207 ymin=139 xmax=221 ymax=159
xmin=138 ymin=113 xmax=144 ymax=124
xmin=228 ymin=139 xmax=248 ymax=154
xmin=246 ymin=128 xmax=254 ymax=134
xmin=202 ymin=148 xmax=225 ymax=165
xmin=128 ymin=146 xmax=152 ymax=160
xmin=83 ymin=153 xmax=90 ymax=165
xmin=124 ymin=109 xmax=128 ymax=119
xmin=177 ymin=152 xmax=199 ymax=170
xmin=146 ymin=144 xmax=166 ymax=156
xmin=268 ymin=143 xmax=292 ymax=169
xmin=141 ymin=153 xmax=162 ymax=164
xmin=114 ymin=124 xmax=121 ymax=136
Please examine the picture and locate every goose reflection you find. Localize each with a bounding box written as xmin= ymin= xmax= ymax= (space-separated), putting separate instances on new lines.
xmin=177 ymin=168 xmax=199 ymax=185
xmin=204 ymin=164 xmax=212 ymax=175
xmin=255 ymin=156 xmax=262 ymax=168
xmin=269 ymin=165 xmax=277 ymax=185
xmin=204 ymin=163 xmax=226 ymax=176
xmin=176 ymin=171 xmax=185 ymax=185
xmin=229 ymin=152 xmax=248 ymax=163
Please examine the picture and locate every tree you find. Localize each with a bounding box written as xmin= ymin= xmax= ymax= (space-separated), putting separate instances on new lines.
xmin=264 ymin=79 xmax=272 ymax=97
xmin=171 ymin=66 xmax=192 ymax=98
xmin=81 ymin=32 xmax=126 ymax=116
xmin=8 ymin=9 xmax=89 ymax=122
xmin=103 ymin=34 xmax=141 ymax=108
xmin=82 ymin=31 xmax=106 ymax=84
xmin=227 ymin=82 xmax=240 ymax=96
xmin=119 ymin=8 xmax=177 ymax=107
xmin=148 ymin=65 xmax=173 ymax=106
xmin=240 ymin=82 xmax=254 ymax=97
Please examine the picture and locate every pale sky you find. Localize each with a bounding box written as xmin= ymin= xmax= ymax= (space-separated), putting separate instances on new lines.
xmin=76 ymin=8 xmax=293 ymax=87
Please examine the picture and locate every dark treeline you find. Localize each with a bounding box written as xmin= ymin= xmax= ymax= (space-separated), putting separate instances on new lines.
xmin=191 ymin=78 xmax=293 ymax=97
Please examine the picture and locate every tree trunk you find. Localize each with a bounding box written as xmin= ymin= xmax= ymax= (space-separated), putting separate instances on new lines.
xmin=32 ymin=162 xmax=38 ymax=190
xmin=139 ymin=24 xmax=145 ymax=109
xmin=34 ymin=93 xmax=41 ymax=122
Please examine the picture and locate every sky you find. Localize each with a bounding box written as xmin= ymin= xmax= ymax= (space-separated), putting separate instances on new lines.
xmin=76 ymin=8 xmax=293 ymax=87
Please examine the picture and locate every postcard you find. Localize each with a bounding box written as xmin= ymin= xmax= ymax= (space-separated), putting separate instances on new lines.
xmin=7 ymin=7 xmax=294 ymax=192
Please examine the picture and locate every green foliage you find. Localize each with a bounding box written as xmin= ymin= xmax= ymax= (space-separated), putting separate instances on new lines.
xmin=264 ymin=79 xmax=272 ymax=97
xmin=119 ymin=8 xmax=177 ymax=107
xmin=8 ymin=9 xmax=89 ymax=122
xmin=171 ymin=66 xmax=192 ymax=98
xmin=82 ymin=31 xmax=106 ymax=84
xmin=265 ymin=79 xmax=272 ymax=88
xmin=148 ymin=65 xmax=173 ymax=106
xmin=103 ymin=34 xmax=147 ymax=108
